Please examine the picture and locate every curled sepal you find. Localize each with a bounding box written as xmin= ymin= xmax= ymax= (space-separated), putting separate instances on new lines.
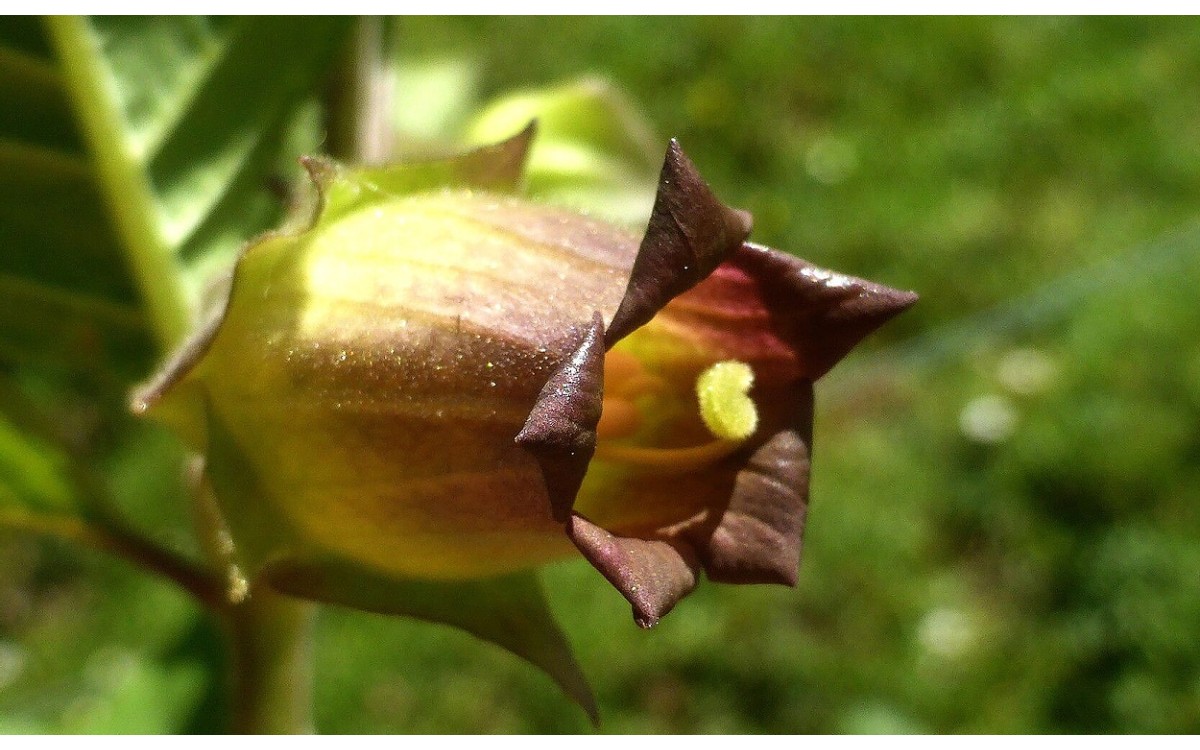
xmin=516 ymin=312 xmax=606 ymax=523
xmin=261 ymin=556 xmax=598 ymax=725
xmin=304 ymin=121 xmax=537 ymax=224
xmin=604 ymin=139 xmax=753 ymax=347
xmin=203 ymin=376 xmax=600 ymax=721
xmin=128 ymin=269 xmax=233 ymax=432
xmin=204 ymin=381 xmax=600 ymax=721
xmin=130 ymin=125 xmax=538 ymax=441
xmin=567 ymin=514 xmax=699 ymax=628
xmin=731 ymin=243 xmax=919 ymax=379
xmin=127 ymin=256 xmax=264 ymax=448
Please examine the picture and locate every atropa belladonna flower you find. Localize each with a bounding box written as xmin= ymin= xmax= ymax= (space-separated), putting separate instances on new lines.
xmin=132 ymin=125 xmax=915 ymax=709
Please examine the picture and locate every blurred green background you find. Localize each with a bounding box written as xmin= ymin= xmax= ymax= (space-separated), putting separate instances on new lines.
xmin=3 ymin=17 xmax=1200 ymax=733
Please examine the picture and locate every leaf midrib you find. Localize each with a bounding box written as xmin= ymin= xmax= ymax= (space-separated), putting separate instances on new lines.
xmin=44 ymin=16 xmax=190 ymax=350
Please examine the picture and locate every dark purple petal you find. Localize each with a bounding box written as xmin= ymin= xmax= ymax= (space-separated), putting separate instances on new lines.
xmin=693 ymin=383 xmax=814 ymax=585
xmin=573 ymin=239 xmax=914 ymax=620
xmin=731 ymin=243 xmax=919 ymax=379
xmin=567 ymin=513 xmax=700 ymax=628
xmin=516 ymin=312 xmax=606 ymax=523
xmin=603 ymin=140 xmax=752 ymax=347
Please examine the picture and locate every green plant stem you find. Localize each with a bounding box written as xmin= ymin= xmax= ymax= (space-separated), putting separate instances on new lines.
xmin=45 ymin=16 xmax=190 ymax=350
xmin=0 ymin=505 xmax=224 ymax=609
xmin=0 ymin=376 xmax=225 ymax=608
xmin=226 ymin=588 xmax=317 ymax=734
xmin=325 ymin=16 xmax=394 ymax=163
xmin=184 ymin=464 xmax=318 ymax=734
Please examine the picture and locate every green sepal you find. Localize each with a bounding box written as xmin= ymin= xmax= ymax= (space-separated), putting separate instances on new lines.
xmin=132 ymin=124 xmax=540 ymax=434
xmin=202 ymin=397 xmax=598 ymax=723
xmin=302 ymin=122 xmax=536 ymax=225
xmin=262 ymin=556 xmax=598 ymax=726
xmin=202 ymin=395 xmax=308 ymax=579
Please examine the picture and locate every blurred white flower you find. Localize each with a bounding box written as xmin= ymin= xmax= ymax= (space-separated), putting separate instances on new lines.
xmin=959 ymin=394 xmax=1018 ymax=444
xmin=0 ymin=640 xmax=25 ymax=690
xmin=997 ymin=347 xmax=1057 ymax=395
xmin=918 ymin=607 xmax=976 ymax=659
xmin=805 ymin=134 xmax=858 ymax=185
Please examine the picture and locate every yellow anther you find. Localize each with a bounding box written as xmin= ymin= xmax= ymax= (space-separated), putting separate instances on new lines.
xmin=696 ymin=360 xmax=758 ymax=441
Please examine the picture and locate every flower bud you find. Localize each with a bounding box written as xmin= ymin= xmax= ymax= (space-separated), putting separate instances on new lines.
xmin=132 ymin=125 xmax=916 ymax=707
xmin=465 ymin=78 xmax=661 ymax=225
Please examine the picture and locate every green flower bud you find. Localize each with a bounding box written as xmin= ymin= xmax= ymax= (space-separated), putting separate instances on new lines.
xmin=465 ymin=79 xmax=662 ymax=225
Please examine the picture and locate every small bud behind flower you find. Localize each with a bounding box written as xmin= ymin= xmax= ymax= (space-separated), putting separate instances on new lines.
xmin=466 ymin=79 xmax=662 ymax=226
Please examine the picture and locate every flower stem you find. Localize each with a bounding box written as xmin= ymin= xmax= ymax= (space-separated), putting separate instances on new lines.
xmin=226 ymin=588 xmax=318 ymax=734
xmin=183 ymin=465 xmax=317 ymax=734
xmin=0 ymin=505 xmax=224 ymax=610
xmin=325 ymin=16 xmax=395 ymax=164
